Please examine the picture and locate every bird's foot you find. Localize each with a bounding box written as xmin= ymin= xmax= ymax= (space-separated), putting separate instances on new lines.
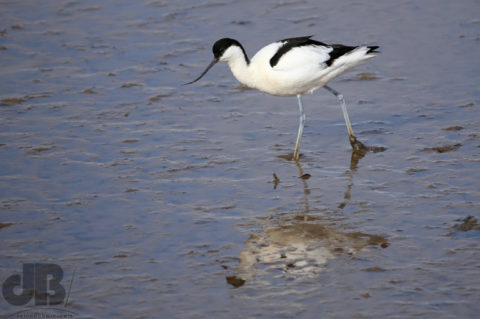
xmin=291 ymin=152 xmax=300 ymax=161
xmin=349 ymin=136 xmax=368 ymax=153
xmin=349 ymin=135 xmax=387 ymax=153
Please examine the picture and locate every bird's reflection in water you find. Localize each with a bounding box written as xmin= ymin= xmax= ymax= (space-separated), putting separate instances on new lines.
xmin=228 ymin=150 xmax=387 ymax=286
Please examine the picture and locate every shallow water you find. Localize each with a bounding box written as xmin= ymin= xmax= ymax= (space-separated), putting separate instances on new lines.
xmin=1 ymin=0 xmax=479 ymax=318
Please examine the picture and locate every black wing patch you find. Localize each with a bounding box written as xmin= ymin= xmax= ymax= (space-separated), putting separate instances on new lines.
xmin=270 ymin=36 xmax=380 ymax=68
xmin=324 ymin=45 xmax=356 ymax=66
xmin=269 ymin=36 xmax=328 ymax=68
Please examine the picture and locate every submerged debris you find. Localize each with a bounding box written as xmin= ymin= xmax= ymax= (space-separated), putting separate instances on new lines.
xmin=121 ymin=83 xmax=141 ymax=88
xmin=1 ymin=98 xmax=25 ymax=105
xmin=361 ymin=292 xmax=371 ymax=299
xmin=0 ymin=222 xmax=13 ymax=229
xmin=347 ymin=72 xmax=380 ymax=81
xmin=443 ymin=126 xmax=464 ymax=131
xmin=453 ymin=216 xmax=480 ymax=232
xmin=226 ymin=275 xmax=245 ymax=288
xmin=81 ymin=88 xmax=97 ymax=94
xmin=362 ymin=266 xmax=386 ymax=272
xmin=423 ymin=143 xmax=461 ymax=153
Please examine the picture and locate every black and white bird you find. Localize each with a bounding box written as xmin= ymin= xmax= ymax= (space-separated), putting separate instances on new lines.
xmin=186 ymin=36 xmax=379 ymax=160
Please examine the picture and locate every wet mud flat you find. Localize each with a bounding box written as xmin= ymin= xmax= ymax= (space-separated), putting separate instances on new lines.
xmin=1 ymin=0 xmax=480 ymax=318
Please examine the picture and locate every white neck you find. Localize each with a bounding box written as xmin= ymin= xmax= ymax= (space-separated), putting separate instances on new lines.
xmin=222 ymin=46 xmax=255 ymax=89
xmin=228 ymin=58 xmax=253 ymax=87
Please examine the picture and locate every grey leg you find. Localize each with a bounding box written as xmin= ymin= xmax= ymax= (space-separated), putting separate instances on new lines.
xmin=293 ymin=94 xmax=305 ymax=161
xmin=324 ymin=85 xmax=366 ymax=151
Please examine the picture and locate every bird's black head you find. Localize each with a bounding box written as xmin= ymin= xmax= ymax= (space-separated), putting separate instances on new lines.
xmin=184 ymin=38 xmax=248 ymax=85
xmin=212 ymin=38 xmax=242 ymax=60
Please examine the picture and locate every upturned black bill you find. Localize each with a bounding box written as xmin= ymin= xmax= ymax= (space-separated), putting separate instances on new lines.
xmin=184 ymin=58 xmax=218 ymax=85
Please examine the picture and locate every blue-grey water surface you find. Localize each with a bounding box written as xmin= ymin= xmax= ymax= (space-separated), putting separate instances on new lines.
xmin=1 ymin=0 xmax=479 ymax=318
